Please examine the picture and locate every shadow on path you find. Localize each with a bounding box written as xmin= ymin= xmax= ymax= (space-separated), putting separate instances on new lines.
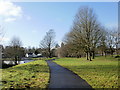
xmin=46 ymin=60 xmax=93 ymax=89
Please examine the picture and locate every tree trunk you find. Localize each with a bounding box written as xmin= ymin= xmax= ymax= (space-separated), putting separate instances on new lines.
xmin=92 ymin=51 xmax=95 ymax=59
xmin=79 ymin=55 xmax=81 ymax=58
xmin=104 ymin=51 xmax=106 ymax=57
xmin=89 ymin=52 xmax=92 ymax=61
xmin=102 ymin=51 xmax=104 ymax=56
xmin=111 ymin=52 xmax=113 ymax=57
xmin=15 ymin=56 xmax=18 ymax=65
xmin=111 ymin=49 xmax=113 ymax=57
xmin=48 ymin=47 xmax=51 ymax=58
xmin=86 ymin=52 xmax=89 ymax=60
xmin=116 ymin=44 xmax=119 ymax=56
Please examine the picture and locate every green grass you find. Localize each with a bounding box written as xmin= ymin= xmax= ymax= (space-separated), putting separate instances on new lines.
xmin=1 ymin=59 xmax=50 ymax=89
xmin=54 ymin=56 xmax=119 ymax=88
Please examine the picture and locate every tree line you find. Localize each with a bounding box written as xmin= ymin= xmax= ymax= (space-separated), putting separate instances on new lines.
xmin=0 ymin=6 xmax=119 ymax=64
xmin=57 ymin=7 xmax=119 ymax=61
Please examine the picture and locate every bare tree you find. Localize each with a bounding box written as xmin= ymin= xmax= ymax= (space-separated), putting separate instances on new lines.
xmin=0 ymin=26 xmax=4 ymax=43
xmin=64 ymin=7 xmax=105 ymax=61
xmin=40 ymin=29 xmax=55 ymax=58
xmin=10 ymin=37 xmax=22 ymax=47
xmin=111 ymin=29 xmax=119 ymax=56
xmin=58 ymin=42 xmax=69 ymax=57
xmin=4 ymin=37 xmax=25 ymax=65
xmin=97 ymin=30 xmax=107 ymax=56
xmin=106 ymin=28 xmax=119 ymax=56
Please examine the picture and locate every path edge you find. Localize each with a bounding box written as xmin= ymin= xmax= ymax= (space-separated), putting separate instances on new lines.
xmin=46 ymin=59 xmax=93 ymax=89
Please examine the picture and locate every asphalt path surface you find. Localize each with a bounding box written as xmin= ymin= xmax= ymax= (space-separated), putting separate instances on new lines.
xmin=46 ymin=60 xmax=93 ymax=89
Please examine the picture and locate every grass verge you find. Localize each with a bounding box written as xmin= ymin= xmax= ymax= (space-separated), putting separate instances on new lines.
xmin=1 ymin=59 xmax=49 ymax=89
xmin=54 ymin=56 xmax=119 ymax=88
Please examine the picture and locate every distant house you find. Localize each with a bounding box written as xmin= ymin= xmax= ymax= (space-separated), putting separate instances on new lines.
xmin=36 ymin=53 xmax=42 ymax=57
xmin=25 ymin=53 xmax=35 ymax=58
xmin=25 ymin=53 xmax=42 ymax=58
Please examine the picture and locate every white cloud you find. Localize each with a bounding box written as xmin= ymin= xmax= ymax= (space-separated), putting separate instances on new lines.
xmin=0 ymin=1 xmax=23 ymax=22
xmin=4 ymin=17 xmax=16 ymax=22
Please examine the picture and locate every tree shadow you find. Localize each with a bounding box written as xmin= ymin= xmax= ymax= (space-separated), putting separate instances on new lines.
xmin=2 ymin=63 xmax=15 ymax=69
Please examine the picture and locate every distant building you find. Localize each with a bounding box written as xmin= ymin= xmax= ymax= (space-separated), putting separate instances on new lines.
xmin=25 ymin=53 xmax=42 ymax=58
xmin=37 ymin=53 xmax=42 ymax=57
xmin=25 ymin=53 xmax=35 ymax=58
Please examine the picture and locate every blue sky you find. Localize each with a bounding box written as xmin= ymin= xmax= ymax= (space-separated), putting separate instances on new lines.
xmin=0 ymin=2 xmax=118 ymax=48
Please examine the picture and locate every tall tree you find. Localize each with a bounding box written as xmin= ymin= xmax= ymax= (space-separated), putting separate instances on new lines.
xmin=97 ymin=30 xmax=107 ymax=56
xmin=110 ymin=28 xmax=119 ymax=56
xmin=106 ymin=29 xmax=118 ymax=56
xmin=5 ymin=37 xmax=25 ymax=65
xmin=65 ymin=7 xmax=104 ymax=61
xmin=40 ymin=29 xmax=55 ymax=58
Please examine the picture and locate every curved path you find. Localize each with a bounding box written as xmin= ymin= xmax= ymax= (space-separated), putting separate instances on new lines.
xmin=46 ymin=60 xmax=92 ymax=89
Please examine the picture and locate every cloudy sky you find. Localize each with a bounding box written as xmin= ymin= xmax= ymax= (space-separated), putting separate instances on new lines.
xmin=0 ymin=1 xmax=118 ymax=48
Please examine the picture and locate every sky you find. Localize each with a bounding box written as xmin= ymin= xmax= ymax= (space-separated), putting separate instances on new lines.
xmin=0 ymin=1 xmax=118 ymax=48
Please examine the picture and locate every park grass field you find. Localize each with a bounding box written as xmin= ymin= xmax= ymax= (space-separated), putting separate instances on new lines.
xmin=54 ymin=56 xmax=119 ymax=88
xmin=1 ymin=59 xmax=49 ymax=89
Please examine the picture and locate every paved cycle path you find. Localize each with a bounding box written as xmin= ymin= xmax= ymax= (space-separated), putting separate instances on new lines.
xmin=46 ymin=60 xmax=92 ymax=89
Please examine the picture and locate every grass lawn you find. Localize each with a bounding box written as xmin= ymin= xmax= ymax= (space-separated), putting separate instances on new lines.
xmin=1 ymin=59 xmax=50 ymax=89
xmin=54 ymin=56 xmax=119 ymax=88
